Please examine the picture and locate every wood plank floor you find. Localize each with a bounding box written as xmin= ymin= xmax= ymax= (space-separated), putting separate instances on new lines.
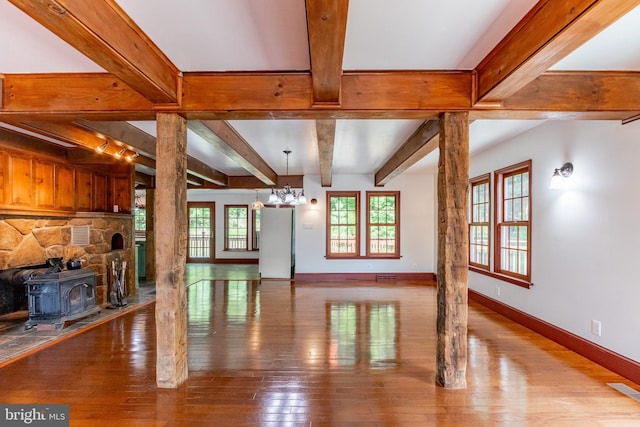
xmin=1 ymin=273 xmax=639 ymax=425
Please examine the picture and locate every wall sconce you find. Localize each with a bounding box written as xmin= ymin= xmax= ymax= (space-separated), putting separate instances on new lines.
xmin=310 ymin=198 xmax=318 ymax=205
xmin=125 ymin=151 xmax=139 ymax=162
xmin=549 ymin=162 xmax=573 ymax=189
xmin=114 ymin=148 xmax=127 ymax=160
xmin=95 ymin=141 xmax=109 ymax=153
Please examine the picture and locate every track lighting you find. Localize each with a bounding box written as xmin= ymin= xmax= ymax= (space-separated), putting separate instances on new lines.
xmin=96 ymin=141 xmax=109 ymax=153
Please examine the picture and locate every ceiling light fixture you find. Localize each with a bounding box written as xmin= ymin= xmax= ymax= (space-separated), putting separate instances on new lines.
xmin=96 ymin=141 xmax=109 ymax=153
xmin=114 ymin=148 xmax=127 ymax=159
xmin=125 ymin=151 xmax=139 ymax=162
xmin=549 ymin=162 xmax=573 ymax=189
xmin=267 ymin=150 xmax=306 ymax=205
xmin=251 ymin=189 xmax=264 ymax=210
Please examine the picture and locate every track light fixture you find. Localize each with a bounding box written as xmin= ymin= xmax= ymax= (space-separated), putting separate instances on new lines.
xmin=114 ymin=148 xmax=127 ymax=159
xmin=125 ymin=152 xmax=139 ymax=162
xmin=96 ymin=141 xmax=109 ymax=153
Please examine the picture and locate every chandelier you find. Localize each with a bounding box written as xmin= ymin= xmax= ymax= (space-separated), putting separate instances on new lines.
xmin=267 ymin=150 xmax=307 ymax=205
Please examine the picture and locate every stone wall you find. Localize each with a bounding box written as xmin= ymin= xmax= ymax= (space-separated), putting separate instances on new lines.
xmin=0 ymin=215 xmax=135 ymax=306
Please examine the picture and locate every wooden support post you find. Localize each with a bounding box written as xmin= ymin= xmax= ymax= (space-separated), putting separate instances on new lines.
xmin=436 ymin=111 xmax=469 ymax=389
xmin=155 ymin=113 xmax=188 ymax=388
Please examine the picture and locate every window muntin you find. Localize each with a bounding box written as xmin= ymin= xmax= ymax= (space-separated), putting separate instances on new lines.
xmin=326 ymin=192 xmax=360 ymax=257
xmin=495 ymin=161 xmax=531 ymax=281
xmin=469 ymin=175 xmax=490 ymax=269
xmin=224 ymin=205 xmax=248 ymax=251
xmin=366 ymin=191 xmax=400 ymax=258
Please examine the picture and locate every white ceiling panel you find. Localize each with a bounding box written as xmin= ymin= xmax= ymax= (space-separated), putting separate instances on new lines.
xmin=333 ymin=119 xmax=423 ymax=174
xmin=343 ymin=0 xmax=538 ymax=70
xmin=228 ymin=120 xmax=318 ymax=175
xmin=0 ymin=1 xmax=104 ymax=73
xmin=551 ymin=5 xmax=640 ymax=70
xmin=116 ymin=0 xmax=310 ymax=72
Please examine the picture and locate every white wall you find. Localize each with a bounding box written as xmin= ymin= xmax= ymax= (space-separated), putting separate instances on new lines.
xmin=468 ymin=120 xmax=640 ymax=363
xmin=187 ymin=172 xmax=436 ymax=273
xmin=295 ymin=173 xmax=435 ymax=274
xmin=188 ymin=190 xmax=259 ymax=260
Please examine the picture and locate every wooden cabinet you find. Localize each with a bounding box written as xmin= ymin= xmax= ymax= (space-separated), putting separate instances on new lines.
xmin=76 ymin=169 xmax=93 ymax=210
xmin=55 ymin=165 xmax=75 ymax=210
xmin=93 ymin=173 xmax=108 ymax=212
xmin=0 ymin=145 xmax=133 ymax=215
xmin=112 ymin=175 xmax=131 ymax=213
xmin=34 ymin=160 xmax=55 ymax=209
xmin=6 ymin=153 xmax=33 ymax=207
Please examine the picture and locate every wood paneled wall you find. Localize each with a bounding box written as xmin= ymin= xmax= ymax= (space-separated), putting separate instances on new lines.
xmin=0 ymin=144 xmax=133 ymax=214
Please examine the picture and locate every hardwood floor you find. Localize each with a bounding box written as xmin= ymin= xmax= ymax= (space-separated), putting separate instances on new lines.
xmin=0 ymin=266 xmax=639 ymax=426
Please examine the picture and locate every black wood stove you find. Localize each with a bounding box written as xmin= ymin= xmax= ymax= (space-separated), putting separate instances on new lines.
xmin=25 ymin=267 xmax=99 ymax=330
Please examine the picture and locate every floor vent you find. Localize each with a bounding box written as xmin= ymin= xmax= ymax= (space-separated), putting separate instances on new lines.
xmin=608 ymin=383 xmax=640 ymax=403
xmin=376 ymin=274 xmax=397 ymax=282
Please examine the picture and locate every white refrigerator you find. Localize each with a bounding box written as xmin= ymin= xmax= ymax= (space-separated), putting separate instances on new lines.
xmin=258 ymin=208 xmax=294 ymax=279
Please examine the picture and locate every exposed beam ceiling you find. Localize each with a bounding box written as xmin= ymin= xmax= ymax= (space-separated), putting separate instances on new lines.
xmin=7 ymin=0 xmax=180 ymax=103
xmin=315 ymin=119 xmax=336 ymax=187
xmin=375 ymin=120 xmax=440 ymax=187
xmin=475 ymin=0 xmax=640 ymax=103
xmin=306 ymin=0 xmax=349 ymax=106
xmin=188 ymin=121 xmax=278 ymax=186
xmin=2 ymin=0 xmax=640 ymax=187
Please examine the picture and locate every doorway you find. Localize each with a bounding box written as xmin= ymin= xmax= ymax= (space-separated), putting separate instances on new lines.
xmin=187 ymin=202 xmax=215 ymax=263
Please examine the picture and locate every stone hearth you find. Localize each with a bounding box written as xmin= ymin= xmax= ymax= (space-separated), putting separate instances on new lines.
xmin=0 ymin=216 xmax=134 ymax=307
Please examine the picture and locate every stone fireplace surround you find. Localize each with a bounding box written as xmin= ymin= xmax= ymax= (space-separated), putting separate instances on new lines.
xmin=0 ymin=215 xmax=135 ymax=309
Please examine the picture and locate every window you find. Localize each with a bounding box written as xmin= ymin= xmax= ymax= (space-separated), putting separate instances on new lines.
xmin=326 ymin=192 xmax=360 ymax=257
xmin=134 ymin=208 xmax=146 ymax=239
xmin=495 ymin=160 xmax=531 ymax=282
xmin=224 ymin=205 xmax=248 ymax=250
xmin=366 ymin=191 xmax=400 ymax=258
xmin=252 ymin=208 xmax=261 ymax=250
xmin=469 ymin=175 xmax=490 ymax=269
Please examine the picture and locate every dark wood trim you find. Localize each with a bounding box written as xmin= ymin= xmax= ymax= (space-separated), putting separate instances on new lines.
xmin=326 ymin=191 xmax=360 ymax=258
xmin=493 ymin=159 xmax=532 ymax=283
xmin=469 ymin=266 xmax=532 ymax=289
xmin=469 ymin=173 xmax=491 ymax=270
xmin=365 ymin=191 xmax=400 ymax=258
xmin=211 ymin=258 xmax=258 ymax=265
xmin=294 ymin=272 xmax=435 ymax=282
xmin=469 ymin=289 xmax=640 ymax=385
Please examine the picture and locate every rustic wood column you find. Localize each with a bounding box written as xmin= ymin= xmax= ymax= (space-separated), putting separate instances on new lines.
xmin=145 ymin=188 xmax=156 ymax=280
xmin=436 ymin=111 xmax=469 ymax=389
xmin=155 ymin=113 xmax=188 ymax=388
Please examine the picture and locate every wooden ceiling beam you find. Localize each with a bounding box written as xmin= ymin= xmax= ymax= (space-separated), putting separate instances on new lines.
xmin=76 ymin=120 xmax=157 ymax=157
xmin=475 ymin=0 xmax=640 ymax=103
xmin=76 ymin=120 xmax=228 ymax=186
xmin=500 ymin=71 xmax=640 ymax=112
xmin=374 ymin=120 xmax=440 ymax=187
xmin=184 ymin=156 xmax=228 ymax=187
xmin=225 ymin=175 xmax=304 ymax=190
xmin=2 ymin=70 xmax=640 ymax=120
xmin=9 ymin=121 xmax=157 ymax=167
xmin=0 ymin=126 xmax=68 ymax=158
xmin=135 ymin=171 xmax=154 ymax=188
xmin=188 ymin=120 xmax=278 ymax=186
xmin=316 ymin=119 xmax=336 ymax=187
xmin=305 ymin=0 xmax=349 ymax=106
xmin=8 ymin=0 xmax=180 ymax=103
